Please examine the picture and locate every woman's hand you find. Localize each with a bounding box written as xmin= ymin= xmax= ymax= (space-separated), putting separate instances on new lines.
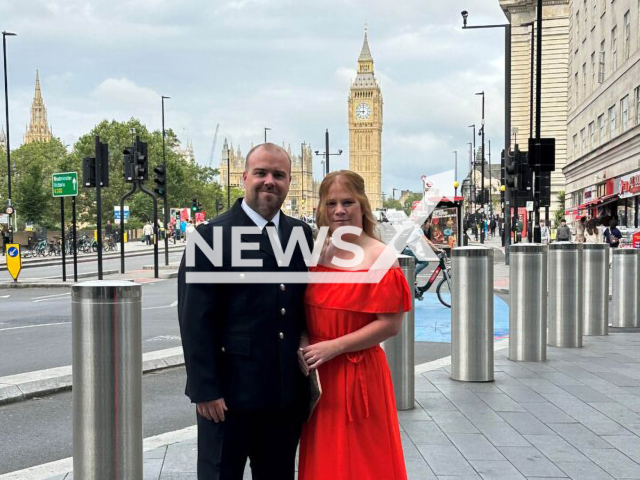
xmin=302 ymin=340 xmax=343 ymax=370
xmin=298 ymin=334 xmax=310 ymax=376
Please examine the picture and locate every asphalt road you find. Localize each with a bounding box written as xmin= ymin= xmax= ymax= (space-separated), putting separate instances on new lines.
xmin=0 ymin=252 xmax=184 ymax=377
xmin=0 ymin=367 xmax=194 ymax=475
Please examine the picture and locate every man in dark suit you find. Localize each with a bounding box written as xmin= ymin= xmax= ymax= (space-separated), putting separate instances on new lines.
xmin=178 ymin=143 xmax=313 ymax=479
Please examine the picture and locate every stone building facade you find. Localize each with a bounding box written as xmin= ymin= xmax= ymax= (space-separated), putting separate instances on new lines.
xmin=24 ymin=71 xmax=53 ymax=144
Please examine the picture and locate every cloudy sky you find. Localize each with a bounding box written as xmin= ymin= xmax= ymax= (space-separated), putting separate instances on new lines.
xmin=2 ymin=0 xmax=509 ymax=197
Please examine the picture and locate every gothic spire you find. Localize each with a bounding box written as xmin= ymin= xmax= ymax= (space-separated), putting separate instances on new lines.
xmin=34 ymin=70 xmax=42 ymax=100
xmin=358 ymin=28 xmax=372 ymax=62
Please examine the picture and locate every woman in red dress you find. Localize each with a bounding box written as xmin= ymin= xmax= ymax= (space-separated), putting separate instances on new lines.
xmin=298 ymin=171 xmax=410 ymax=480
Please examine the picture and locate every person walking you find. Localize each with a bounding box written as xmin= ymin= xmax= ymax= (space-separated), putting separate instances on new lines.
xmin=1 ymin=225 xmax=9 ymax=255
xmin=540 ymin=220 xmax=550 ymax=244
xmin=178 ymin=143 xmax=313 ymax=479
xmin=142 ymin=221 xmax=153 ymax=245
xmin=584 ymin=219 xmax=600 ymax=243
xmin=298 ymin=171 xmax=410 ymax=480
xmin=604 ymin=219 xmax=622 ymax=248
xmin=556 ymin=219 xmax=572 ymax=242
xmin=576 ymin=216 xmax=587 ymax=243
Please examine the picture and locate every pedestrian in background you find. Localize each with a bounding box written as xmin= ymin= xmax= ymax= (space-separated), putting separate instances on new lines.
xmin=1 ymin=225 xmax=8 ymax=255
xmin=576 ymin=216 xmax=586 ymax=242
xmin=556 ymin=218 xmax=572 ymax=242
xmin=604 ymin=219 xmax=622 ymax=248
xmin=584 ymin=219 xmax=599 ymax=243
xmin=540 ymin=220 xmax=550 ymax=244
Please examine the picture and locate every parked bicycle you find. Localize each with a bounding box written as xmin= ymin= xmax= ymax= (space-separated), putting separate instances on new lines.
xmin=415 ymin=251 xmax=452 ymax=308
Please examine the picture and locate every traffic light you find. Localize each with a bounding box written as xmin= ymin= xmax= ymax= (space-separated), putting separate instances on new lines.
xmin=505 ymin=150 xmax=519 ymax=190
xmin=153 ymin=165 xmax=166 ymax=197
xmin=134 ymin=139 xmax=149 ymax=181
xmin=191 ymin=198 xmax=198 ymax=213
xmin=123 ymin=146 xmax=135 ymax=183
xmin=82 ymin=140 xmax=109 ymax=188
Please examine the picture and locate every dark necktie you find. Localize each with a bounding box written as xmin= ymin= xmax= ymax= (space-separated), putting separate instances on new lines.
xmin=263 ymin=221 xmax=276 ymax=240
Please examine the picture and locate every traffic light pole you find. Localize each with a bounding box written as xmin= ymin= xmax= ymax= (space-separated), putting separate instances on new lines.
xmin=95 ymin=136 xmax=104 ymax=280
xmin=119 ymin=182 xmax=138 ymax=274
xmin=533 ymin=0 xmax=543 ymax=243
xmin=162 ymin=96 xmax=169 ymax=267
xmin=139 ymin=183 xmax=159 ymax=279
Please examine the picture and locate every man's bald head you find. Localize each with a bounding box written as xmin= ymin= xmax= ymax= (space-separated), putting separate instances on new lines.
xmin=244 ymin=143 xmax=292 ymax=173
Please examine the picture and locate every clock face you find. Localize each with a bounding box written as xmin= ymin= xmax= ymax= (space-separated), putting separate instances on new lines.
xmin=356 ymin=102 xmax=372 ymax=120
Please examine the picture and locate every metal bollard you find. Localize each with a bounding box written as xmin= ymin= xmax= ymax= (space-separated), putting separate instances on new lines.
xmin=509 ymin=244 xmax=547 ymax=362
xmin=451 ymin=246 xmax=494 ymax=382
xmin=383 ymin=255 xmax=415 ymax=410
xmin=548 ymin=243 xmax=583 ymax=348
xmin=583 ymin=244 xmax=610 ymax=335
xmin=72 ymin=281 xmax=143 ymax=479
xmin=611 ymin=248 xmax=639 ymax=328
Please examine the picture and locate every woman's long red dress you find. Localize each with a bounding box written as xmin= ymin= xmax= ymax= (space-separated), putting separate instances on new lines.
xmin=298 ymin=265 xmax=411 ymax=480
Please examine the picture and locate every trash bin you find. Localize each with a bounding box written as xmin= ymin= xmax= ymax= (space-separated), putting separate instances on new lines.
xmin=508 ymin=244 xmax=547 ymax=361
xmin=611 ymin=248 xmax=639 ymax=328
xmin=72 ymin=281 xmax=143 ymax=479
xmin=383 ymin=255 xmax=415 ymax=410
xmin=583 ymin=244 xmax=610 ymax=336
xmin=548 ymin=243 xmax=583 ymax=348
xmin=451 ymin=246 xmax=494 ymax=382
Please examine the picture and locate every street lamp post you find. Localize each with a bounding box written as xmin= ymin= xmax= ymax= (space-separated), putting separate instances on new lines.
xmin=462 ymin=11 xmax=511 ymax=260
xmin=476 ymin=91 xmax=485 ymax=244
xmin=300 ymin=142 xmax=305 ymax=217
xmin=2 ymin=31 xmax=16 ymax=243
xmin=314 ymin=129 xmax=342 ymax=177
xmin=468 ymin=124 xmax=476 ymax=215
xmin=453 ymin=150 xmax=458 ymax=198
xmin=264 ymin=127 xmax=271 ymax=143
xmin=161 ymin=95 xmax=170 ymax=266
xmin=226 ymin=145 xmax=231 ymax=210
xmin=392 ymin=188 xmax=399 ymax=200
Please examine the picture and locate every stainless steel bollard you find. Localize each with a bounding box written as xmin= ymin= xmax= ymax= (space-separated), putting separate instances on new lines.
xmin=611 ymin=248 xmax=639 ymax=328
xmin=451 ymin=246 xmax=494 ymax=382
xmin=509 ymin=244 xmax=547 ymax=362
xmin=548 ymin=243 xmax=583 ymax=347
xmin=583 ymin=244 xmax=610 ymax=335
xmin=72 ymin=281 xmax=143 ymax=479
xmin=383 ymin=255 xmax=415 ymax=410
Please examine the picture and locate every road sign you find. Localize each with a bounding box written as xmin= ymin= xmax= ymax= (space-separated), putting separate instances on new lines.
xmin=526 ymin=201 xmax=534 ymax=212
xmin=5 ymin=206 xmax=14 ymax=215
xmin=5 ymin=243 xmax=21 ymax=281
xmin=114 ymin=205 xmax=130 ymax=222
xmin=52 ymin=172 xmax=79 ymax=197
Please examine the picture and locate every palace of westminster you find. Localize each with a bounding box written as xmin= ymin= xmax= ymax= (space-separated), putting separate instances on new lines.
xmin=3 ymin=31 xmax=386 ymax=220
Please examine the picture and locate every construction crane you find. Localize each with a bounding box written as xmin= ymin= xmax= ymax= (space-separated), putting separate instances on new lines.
xmin=208 ymin=123 xmax=220 ymax=168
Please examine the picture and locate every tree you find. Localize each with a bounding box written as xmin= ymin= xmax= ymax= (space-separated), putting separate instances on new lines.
xmin=554 ymin=190 xmax=566 ymax=228
xmin=383 ymin=198 xmax=403 ymax=210
xmin=402 ymin=193 xmax=423 ymax=216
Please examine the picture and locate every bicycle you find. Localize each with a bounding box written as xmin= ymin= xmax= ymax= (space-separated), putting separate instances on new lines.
xmin=415 ymin=251 xmax=452 ymax=308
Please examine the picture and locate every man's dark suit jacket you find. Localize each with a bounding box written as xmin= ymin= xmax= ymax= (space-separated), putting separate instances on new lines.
xmin=177 ymin=199 xmax=312 ymax=415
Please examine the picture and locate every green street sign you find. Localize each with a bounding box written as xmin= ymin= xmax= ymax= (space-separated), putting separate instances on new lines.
xmin=52 ymin=172 xmax=79 ymax=197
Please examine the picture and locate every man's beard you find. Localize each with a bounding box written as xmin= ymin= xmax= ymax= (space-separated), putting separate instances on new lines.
xmin=251 ymin=189 xmax=284 ymax=219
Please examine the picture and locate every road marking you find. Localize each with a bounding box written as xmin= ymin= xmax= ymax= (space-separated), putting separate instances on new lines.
xmin=0 ymin=322 xmax=71 ymax=332
xmin=142 ymin=300 xmax=178 ymax=310
xmin=31 ymin=292 xmax=71 ymax=301
xmin=0 ymin=295 xmax=10 ymax=299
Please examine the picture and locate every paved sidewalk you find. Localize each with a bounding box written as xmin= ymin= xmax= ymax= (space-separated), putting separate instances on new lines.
xmin=25 ymin=332 xmax=640 ymax=480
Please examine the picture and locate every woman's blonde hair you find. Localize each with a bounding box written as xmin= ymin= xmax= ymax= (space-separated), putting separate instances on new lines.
xmin=316 ymin=170 xmax=380 ymax=240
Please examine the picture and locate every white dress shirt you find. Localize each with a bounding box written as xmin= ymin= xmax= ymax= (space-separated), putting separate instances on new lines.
xmin=241 ymin=199 xmax=281 ymax=232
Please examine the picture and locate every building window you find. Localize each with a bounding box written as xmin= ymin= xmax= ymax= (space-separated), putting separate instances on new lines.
xmin=576 ymin=11 xmax=580 ymax=41
xmin=573 ymin=134 xmax=578 ymax=157
xmin=575 ymin=72 xmax=579 ymax=103
xmin=611 ymin=26 xmax=618 ymax=72
xmin=598 ymin=113 xmax=605 ymax=141
xmin=582 ymin=63 xmax=587 ymax=94
xmin=623 ymin=11 xmax=630 ymax=60
xmin=580 ymin=128 xmax=587 ymax=153
xmin=589 ymin=121 xmax=595 ymax=146
xmin=621 ymin=95 xmax=629 ymax=131
xmin=591 ymin=52 xmax=596 ymax=88
xmin=593 ymin=0 xmax=597 ymax=25
xmin=609 ymin=105 xmax=617 ymax=138
xmin=599 ymin=40 xmax=606 ymax=83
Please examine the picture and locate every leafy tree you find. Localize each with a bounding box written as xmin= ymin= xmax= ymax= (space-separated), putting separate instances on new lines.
xmin=554 ymin=190 xmax=566 ymax=228
xmin=383 ymin=198 xmax=403 ymax=210
xmin=403 ymin=193 xmax=424 ymax=216
xmin=15 ymin=163 xmax=49 ymax=225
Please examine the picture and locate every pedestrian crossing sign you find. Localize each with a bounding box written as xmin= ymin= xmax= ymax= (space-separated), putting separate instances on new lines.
xmin=5 ymin=243 xmax=21 ymax=281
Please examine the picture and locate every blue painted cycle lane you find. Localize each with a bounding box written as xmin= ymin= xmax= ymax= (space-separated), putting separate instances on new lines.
xmin=414 ymin=293 xmax=509 ymax=342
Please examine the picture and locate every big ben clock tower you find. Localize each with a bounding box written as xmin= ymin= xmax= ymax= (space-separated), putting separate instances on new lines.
xmin=348 ymin=29 xmax=383 ymax=210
